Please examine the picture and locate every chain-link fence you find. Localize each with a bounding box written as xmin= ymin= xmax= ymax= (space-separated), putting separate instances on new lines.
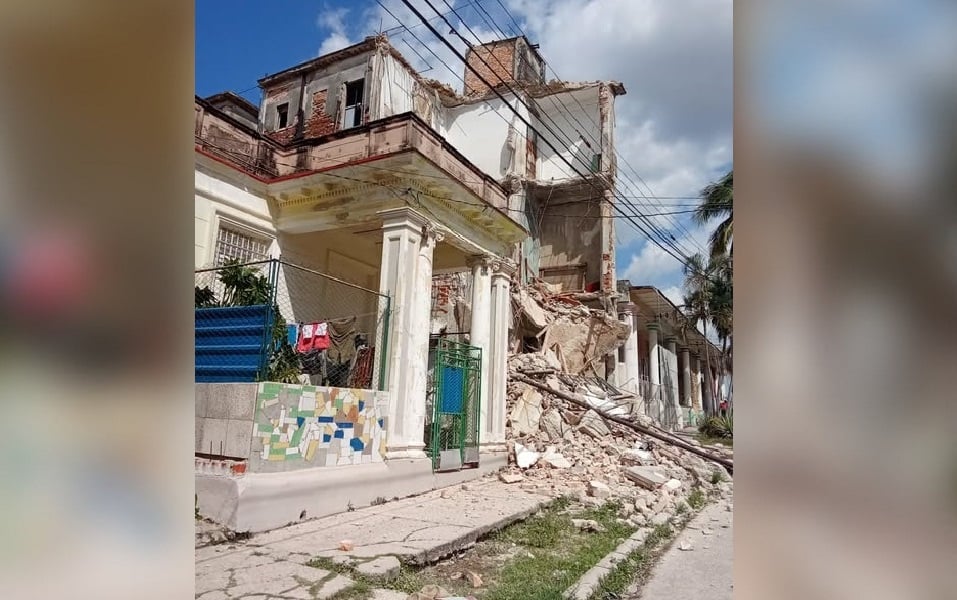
xmin=195 ymin=258 xmax=390 ymax=390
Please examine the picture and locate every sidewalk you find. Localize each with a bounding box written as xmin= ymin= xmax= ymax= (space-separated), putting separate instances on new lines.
xmin=627 ymin=497 xmax=733 ymax=600
xmin=196 ymin=477 xmax=550 ymax=599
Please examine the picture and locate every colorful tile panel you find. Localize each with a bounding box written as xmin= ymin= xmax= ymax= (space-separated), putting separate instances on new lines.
xmin=253 ymin=382 xmax=389 ymax=466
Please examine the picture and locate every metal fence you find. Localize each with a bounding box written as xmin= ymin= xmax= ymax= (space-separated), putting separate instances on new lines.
xmin=195 ymin=258 xmax=391 ymax=390
xmin=638 ymin=376 xmax=680 ymax=430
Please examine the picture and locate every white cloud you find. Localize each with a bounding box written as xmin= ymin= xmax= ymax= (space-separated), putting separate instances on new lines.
xmin=660 ymin=285 xmax=684 ymax=308
xmin=318 ymin=7 xmax=355 ymax=56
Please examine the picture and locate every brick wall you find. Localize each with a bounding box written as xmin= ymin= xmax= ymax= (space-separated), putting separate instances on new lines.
xmin=305 ymin=89 xmax=337 ymax=138
xmin=464 ymin=41 xmax=516 ymax=96
xmin=267 ymin=127 xmax=296 ymax=144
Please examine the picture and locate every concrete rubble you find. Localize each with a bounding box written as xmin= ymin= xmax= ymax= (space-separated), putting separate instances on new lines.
xmin=502 ymin=282 xmax=733 ymax=525
xmin=513 ymin=282 xmax=630 ymax=375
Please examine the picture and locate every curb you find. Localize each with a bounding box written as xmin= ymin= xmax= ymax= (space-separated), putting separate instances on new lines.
xmin=407 ymin=495 xmax=553 ymax=565
xmin=562 ymin=521 xmax=660 ymax=600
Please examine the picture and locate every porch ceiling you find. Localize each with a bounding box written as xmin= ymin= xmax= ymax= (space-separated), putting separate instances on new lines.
xmin=629 ymin=286 xmax=721 ymax=357
xmin=268 ymin=150 xmax=527 ymax=255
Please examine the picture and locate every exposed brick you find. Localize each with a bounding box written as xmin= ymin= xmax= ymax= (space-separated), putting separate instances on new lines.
xmin=305 ymin=89 xmax=337 ymax=138
xmin=267 ymin=126 xmax=296 ymax=144
xmin=464 ymin=41 xmax=516 ymax=96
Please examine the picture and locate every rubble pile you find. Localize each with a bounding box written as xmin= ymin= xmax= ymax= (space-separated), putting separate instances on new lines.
xmin=512 ymin=282 xmax=630 ymax=375
xmin=503 ymin=283 xmax=732 ymax=525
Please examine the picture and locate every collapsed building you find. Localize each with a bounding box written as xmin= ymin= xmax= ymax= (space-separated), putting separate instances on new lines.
xmin=194 ymin=33 xmax=725 ymax=533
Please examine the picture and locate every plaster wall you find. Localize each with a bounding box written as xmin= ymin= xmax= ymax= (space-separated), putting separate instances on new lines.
xmin=535 ymin=87 xmax=602 ymax=181
xmin=442 ymin=96 xmax=530 ymax=180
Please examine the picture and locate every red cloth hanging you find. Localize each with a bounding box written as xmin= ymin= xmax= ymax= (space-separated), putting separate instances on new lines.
xmin=296 ymin=322 xmax=331 ymax=353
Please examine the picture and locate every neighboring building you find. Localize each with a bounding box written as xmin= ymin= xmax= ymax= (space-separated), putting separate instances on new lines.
xmin=613 ymin=282 xmax=724 ymax=429
xmin=194 ymin=34 xmax=625 ymax=531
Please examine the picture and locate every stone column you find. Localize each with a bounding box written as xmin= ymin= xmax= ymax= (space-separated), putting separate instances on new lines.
xmin=617 ymin=302 xmax=640 ymax=397
xmin=693 ymin=354 xmax=704 ymax=411
xmin=377 ymin=208 xmax=431 ymax=460
xmin=680 ymin=346 xmax=692 ymax=407
xmin=468 ymin=255 xmax=494 ymax=446
xmin=647 ymin=323 xmax=661 ymax=420
xmin=665 ymin=337 xmax=684 ymax=429
xmin=486 ymin=259 xmax=515 ymax=451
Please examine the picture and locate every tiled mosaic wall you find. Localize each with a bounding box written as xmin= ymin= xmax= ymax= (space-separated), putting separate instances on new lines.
xmin=251 ymin=382 xmax=389 ymax=471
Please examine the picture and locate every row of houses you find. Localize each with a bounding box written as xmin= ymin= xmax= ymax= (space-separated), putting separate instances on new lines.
xmin=194 ymin=34 xmax=724 ymax=531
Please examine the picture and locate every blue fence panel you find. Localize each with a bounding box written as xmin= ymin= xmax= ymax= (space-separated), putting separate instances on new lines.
xmin=439 ymin=366 xmax=465 ymax=414
xmin=195 ymin=304 xmax=271 ymax=383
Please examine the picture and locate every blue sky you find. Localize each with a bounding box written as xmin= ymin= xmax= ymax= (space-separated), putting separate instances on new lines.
xmin=196 ymin=1 xmax=732 ymax=306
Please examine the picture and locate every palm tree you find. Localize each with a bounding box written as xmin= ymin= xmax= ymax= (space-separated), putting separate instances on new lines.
xmin=708 ymin=254 xmax=733 ymax=376
xmin=694 ymin=170 xmax=733 ymax=258
xmin=682 ymin=253 xmax=715 ymax=414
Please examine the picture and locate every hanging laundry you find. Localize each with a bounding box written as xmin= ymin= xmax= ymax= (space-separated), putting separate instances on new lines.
xmin=296 ymin=322 xmax=331 ymax=353
xmin=286 ymin=323 xmax=299 ymax=347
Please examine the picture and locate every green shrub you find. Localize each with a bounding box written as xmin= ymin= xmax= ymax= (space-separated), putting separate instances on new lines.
xmin=698 ymin=413 xmax=733 ymax=439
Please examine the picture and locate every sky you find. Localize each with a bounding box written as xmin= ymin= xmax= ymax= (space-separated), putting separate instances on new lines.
xmin=196 ymin=0 xmax=733 ymax=307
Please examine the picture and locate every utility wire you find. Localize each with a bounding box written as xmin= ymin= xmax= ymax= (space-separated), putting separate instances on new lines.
xmin=399 ymin=0 xmax=710 ymax=279
xmin=434 ymin=2 xmax=704 ymax=259
xmin=487 ymin=3 xmax=708 ymax=254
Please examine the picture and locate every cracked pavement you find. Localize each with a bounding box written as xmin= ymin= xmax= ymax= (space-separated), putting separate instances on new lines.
xmin=195 ymin=478 xmax=548 ymax=598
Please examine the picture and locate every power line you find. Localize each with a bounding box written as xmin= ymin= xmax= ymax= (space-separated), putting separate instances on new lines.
xmin=399 ymin=0 xmax=709 ymax=279
xmin=418 ymin=0 xmax=702 ymax=266
xmin=434 ymin=2 xmax=705 ymax=258
xmin=478 ymin=1 xmax=708 ymax=255
xmin=494 ymin=0 xmax=525 ymax=37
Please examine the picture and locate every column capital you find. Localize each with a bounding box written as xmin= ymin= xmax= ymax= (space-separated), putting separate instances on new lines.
xmin=421 ymin=223 xmax=445 ymax=243
xmin=466 ymin=254 xmax=496 ymax=269
xmin=679 ymin=346 xmax=691 ymax=354
xmin=664 ymin=336 xmax=678 ymax=346
xmin=491 ymin=257 xmax=517 ymax=276
xmin=646 ymin=322 xmax=661 ymax=332
xmin=377 ymin=207 xmax=430 ymax=230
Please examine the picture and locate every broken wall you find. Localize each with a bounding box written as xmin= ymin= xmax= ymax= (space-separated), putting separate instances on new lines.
xmin=441 ymin=95 xmax=531 ymax=180
xmin=463 ymin=37 xmax=545 ymax=97
xmin=260 ymin=51 xmax=372 ymax=142
xmin=534 ymin=86 xmax=602 ymax=181
xmin=370 ymin=48 xmax=443 ymax=131
xmin=530 ymin=181 xmax=607 ymax=294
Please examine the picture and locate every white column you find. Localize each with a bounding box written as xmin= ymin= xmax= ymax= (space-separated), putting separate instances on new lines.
xmin=647 ymin=323 xmax=661 ymax=421
xmin=468 ymin=255 xmax=493 ymax=447
xmin=377 ymin=208 xmax=430 ymax=460
xmin=693 ymin=354 xmax=704 ymax=411
xmin=486 ymin=259 xmax=514 ymax=451
xmin=617 ymin=302 xmax=640 ymax=397
xmin=665 ymin=337 xmax=684 ymax=428
xmin=680 ymin=346 xmax=692 ymax=407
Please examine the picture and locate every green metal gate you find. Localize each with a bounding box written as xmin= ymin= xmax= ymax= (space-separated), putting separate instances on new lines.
xmin=430 ymin=339 xmax=481 ymax=471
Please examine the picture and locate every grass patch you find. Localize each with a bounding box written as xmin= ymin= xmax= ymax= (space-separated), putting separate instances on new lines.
xmin=710 ymin=469 xmax=726 ymax=485
xmin=588 ymin=523 xmax=674 ymax=600
xmin=687 ymin=488 xmax=707 ymax=510
xmin=480 ymin=500 xmax=634 ymax=600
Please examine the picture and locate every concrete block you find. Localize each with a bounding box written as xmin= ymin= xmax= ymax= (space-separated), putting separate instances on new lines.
xmin=227 ymin=384 xmax=258 ymax=420
xmin=225 ymin=419 xmax=253 ymax=459
xmin=623 ymin=466 xmax=669 ymax=490
xmin=200 ymin=418 xmax=228 ymax=456
xmin=196 ymin=385 xmax=209 ymax=418
xmin=206 ymin=385 xmax=229 ymax=419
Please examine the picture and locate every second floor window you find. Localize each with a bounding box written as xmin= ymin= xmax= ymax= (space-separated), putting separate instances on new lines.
xmin=343 ymin=79 xmax=364 ymax=129
xmin=276 ymin=102 xmax=289 ymax=129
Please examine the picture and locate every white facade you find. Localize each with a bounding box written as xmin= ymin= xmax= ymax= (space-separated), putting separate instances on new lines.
xmin=534 ymin=87 xmax=603 ymax=181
